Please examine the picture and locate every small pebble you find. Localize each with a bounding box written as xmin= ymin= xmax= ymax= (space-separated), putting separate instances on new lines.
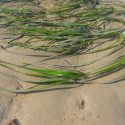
xmin=8 ymin=119 xmax=21 ymax=125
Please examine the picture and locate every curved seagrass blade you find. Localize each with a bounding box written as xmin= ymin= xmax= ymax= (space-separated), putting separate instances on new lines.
xmin=104 ymin=75 xmax=125 ymax=84
xmin=89 ymin=55 xmax=125 ymax=80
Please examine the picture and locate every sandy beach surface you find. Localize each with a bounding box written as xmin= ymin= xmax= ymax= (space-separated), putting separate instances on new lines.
xmin=0 ymin=0 xmax=125 ymax=125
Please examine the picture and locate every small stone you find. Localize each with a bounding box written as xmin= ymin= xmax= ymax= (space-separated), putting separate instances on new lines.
xmin=79 ymin=99 xmax=85 ymax=110
xmin=8 ymin=119 xmax=21 ymax=125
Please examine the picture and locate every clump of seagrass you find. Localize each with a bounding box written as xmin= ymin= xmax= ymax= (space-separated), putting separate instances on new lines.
xmin=0 ymin=0 xmax=125 ymax=93
xmin=0 ymin=0 xmax=125 ymax=58
xmin=1 ymin=52 xmax=125 ymax=93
